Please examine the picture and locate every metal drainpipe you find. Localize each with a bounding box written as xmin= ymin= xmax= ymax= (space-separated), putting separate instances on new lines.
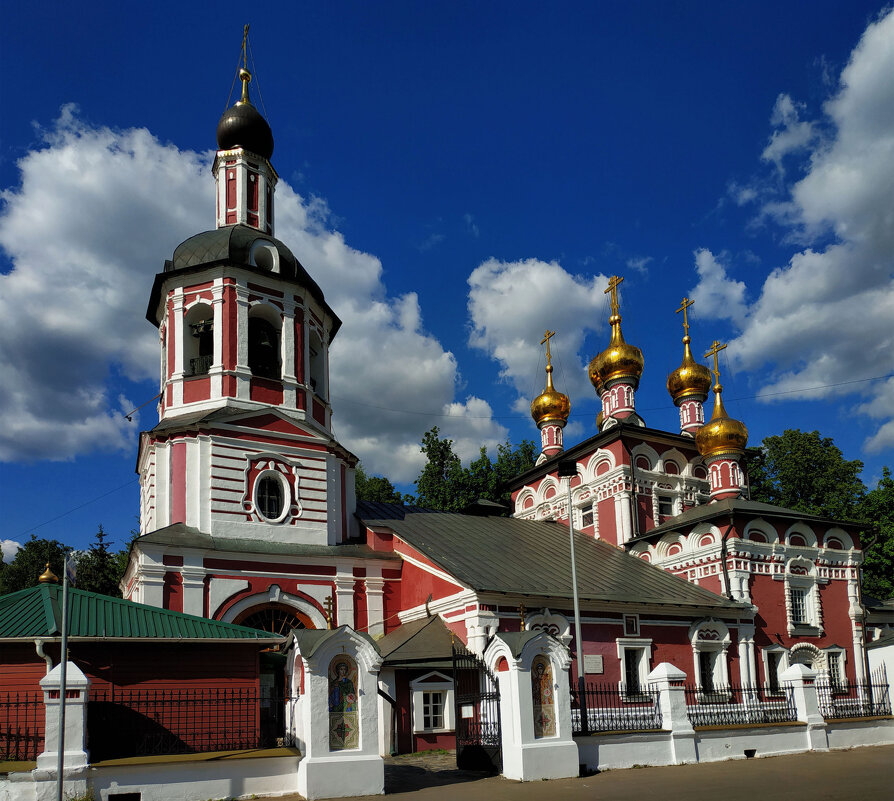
xmin=34 ymin=639 xmax=53 ymax=674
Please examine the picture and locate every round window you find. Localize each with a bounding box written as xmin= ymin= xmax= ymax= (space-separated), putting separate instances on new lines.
xmin=256 ymin=473 xmax=286 ymax=521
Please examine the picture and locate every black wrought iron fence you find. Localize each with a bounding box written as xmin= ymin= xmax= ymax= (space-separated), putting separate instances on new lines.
xmin=1 ymin=692 xmax=44 ymax=761
xmin=571 ymin=682 xmax=663 ymax=734
xmin=817 ymin=667 xmax=891 ymax=720
xmin=87 ymin=687 xmax=297 ymax=761
xmin=685 ymin=683 xmax=797 ymax=727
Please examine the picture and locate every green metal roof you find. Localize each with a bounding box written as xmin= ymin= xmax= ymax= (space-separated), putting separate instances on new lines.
xmin=0 ymin=583 xmax=280 ymax=642
xmin=361 ymin=512 xmax=747 ymax=614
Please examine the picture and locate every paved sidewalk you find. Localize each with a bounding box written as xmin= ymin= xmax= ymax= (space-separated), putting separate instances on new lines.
xmin=283 ymin=745 xmax=894 ymax=800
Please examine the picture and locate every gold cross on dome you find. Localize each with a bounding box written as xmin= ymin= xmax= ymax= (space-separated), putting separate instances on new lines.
xmin=540 ymin=330 xmax=555 ymax=365
xmin=605 ymin=275 xmax=624 ymax=317
xmin=324 ymin=595 xmax=334 ymax=629
xmin=676 ymin=297 xmax=694 ymax=337
xmin=704 ymin=340 xmax=728 ymax=384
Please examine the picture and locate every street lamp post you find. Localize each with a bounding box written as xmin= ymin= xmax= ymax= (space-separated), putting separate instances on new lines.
xmin=558 ymin=459 xmax=587 ymax=735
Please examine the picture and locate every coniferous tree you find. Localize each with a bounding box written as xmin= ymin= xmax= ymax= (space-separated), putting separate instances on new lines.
xmin=75 ymin=525 xmax=124 ymax=597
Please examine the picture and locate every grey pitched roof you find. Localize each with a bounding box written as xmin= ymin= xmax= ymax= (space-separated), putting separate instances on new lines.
xmin=356 ymin=500 xmax=440 ymax=521
xmin=362 ymin=512 xmax=745 ymax=613
xmin=136 ymin=523 xmax=395 ymax=562
xmin=288 ymin=626 xmax=379 ymax=659
xmin=634 ymin=497 xmax=861 ymax=541
xmin=377 ymin=616 xmax=454 ymax=665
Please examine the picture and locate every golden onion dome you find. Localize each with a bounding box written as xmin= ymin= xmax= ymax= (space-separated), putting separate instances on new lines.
xmin=695 ymin=384 xmax=748 ymax=458
xmin=38 ymin=563 xmax=59 ymax=584
xmin=531 ymin=362 xmax=570 ymax=427
xmin=590 ymin=313 xmax=644 ymax=389
xmin=667 ymin=336 xmax=712 ymax=403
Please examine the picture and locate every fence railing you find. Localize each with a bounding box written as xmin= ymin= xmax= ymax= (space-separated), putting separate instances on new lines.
xmin=87 ymin=687 xmax=297 ymax=761
xmin=1 ymin=692 xmax=45 ymax=762
xmin=685 ymin=683 xmax=798 ymax=727
xmin=817 ymin=668 xmax=891 ymax=720
xmin=571 ymin=682 xmax=663 ymax=735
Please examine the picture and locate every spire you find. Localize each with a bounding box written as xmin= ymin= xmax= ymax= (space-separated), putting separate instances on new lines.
xmin=531 ymin=330 xmax=570 ymax=461
xmin=695 ymin=340 xmax=748 ymax=501
xmin=588 ymin=275 xmax=644 ymax=425
xmin=214 ymin=26 xmax=277 ymax=233
xmin=667 ymin=297 xmax=711 ymax=435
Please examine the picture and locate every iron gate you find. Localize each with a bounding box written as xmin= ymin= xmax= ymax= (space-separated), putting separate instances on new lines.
xmin=452 ymin=641 xmax=502 ymax=772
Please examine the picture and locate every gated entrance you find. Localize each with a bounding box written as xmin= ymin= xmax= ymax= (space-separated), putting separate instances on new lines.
xmin=452 ymin=641 xmax=502 ymax=772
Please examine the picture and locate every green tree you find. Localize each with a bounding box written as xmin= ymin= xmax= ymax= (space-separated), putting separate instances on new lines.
xmin=744 ymin=429 xmax=865 ymax=520
xmin=413 ymin=427 xmax=537 ymax=512
xmin=859 ymin=466 xmax=894 ymax=600
xmin=0 ymin=535 xmax=69 ymax=595
xmin=414 ymin=427 xmax=471 ymax=511
xmin=75 ymin=525 xmax=125 ymax=597
xmin=355 ymin=464 xmax=407 ymax=504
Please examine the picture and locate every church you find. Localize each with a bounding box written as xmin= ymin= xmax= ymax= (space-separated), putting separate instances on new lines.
xmin=121 ymin=57 xmax=869 ymax=757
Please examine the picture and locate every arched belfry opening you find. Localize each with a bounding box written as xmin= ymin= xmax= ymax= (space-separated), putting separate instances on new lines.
xmin=248 ymin=306 xmax=281 ymax=379
xmin=184 ymin=303 xmax=214 ymax=376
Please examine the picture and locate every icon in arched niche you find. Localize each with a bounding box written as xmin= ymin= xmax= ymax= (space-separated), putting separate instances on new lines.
xmin=328 ymin=655 xmax=359 ymax=751
xmin=531 ymin=654 xmax=556 ymax=738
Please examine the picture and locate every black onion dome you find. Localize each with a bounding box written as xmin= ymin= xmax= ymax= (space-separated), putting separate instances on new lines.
xmin=216 ymin=101 xmax=274 ymax=160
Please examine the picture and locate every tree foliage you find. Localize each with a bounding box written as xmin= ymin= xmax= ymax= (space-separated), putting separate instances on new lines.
xmin=355 ymin=464 xmax=408 ymax=504
xmin=75 ymin=525 xmax=125 ymax=597
xmin=413 ymin=427 xmax=536 ymax=512
xmin=744 ymin=429 xmax=865 ymax=520
xmin=860 ymin=466 xmax=894 ymax=600
xmin=0 ymin=535 xmax=68 ymax=595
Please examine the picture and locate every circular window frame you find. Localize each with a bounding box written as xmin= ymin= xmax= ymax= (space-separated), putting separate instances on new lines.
xmin=253 ymin=469 xmax=290 ymax=523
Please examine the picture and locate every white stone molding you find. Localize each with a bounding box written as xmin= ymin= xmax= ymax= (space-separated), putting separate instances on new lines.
xmin=525 ymin=608 xmax=572 ymax=647
xmin=364 ymin=575 xmax=386 ymax=637
xmin=220 ymin=584 xmax=328 ymax=629
xmin=785 ymin=521 xmax=818 ymax=548
xmin=688 ymin=619 xmax=731 ymax=691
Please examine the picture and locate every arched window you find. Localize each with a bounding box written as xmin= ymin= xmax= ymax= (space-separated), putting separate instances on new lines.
xmin=249 ymin=316 xmax=280 ymax=379
xmin=308 ymin=328 xmax=326 ymax=398
xmin=184 ymin=302 xmax=214 ymax=376
xmin=234 ymin=604 xmax=314 ymax=635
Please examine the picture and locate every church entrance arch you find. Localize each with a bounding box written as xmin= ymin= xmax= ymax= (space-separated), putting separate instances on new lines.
xmin=234 ymin=603 xmax=315 ymax=636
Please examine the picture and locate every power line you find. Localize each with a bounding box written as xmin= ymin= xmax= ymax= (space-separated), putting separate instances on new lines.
xmin=16 ymin=478 xmax=139 ymax=539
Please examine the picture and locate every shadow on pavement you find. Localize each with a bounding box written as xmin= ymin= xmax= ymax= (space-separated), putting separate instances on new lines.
xmin=384 ymin=751 xmax=494 ymax=794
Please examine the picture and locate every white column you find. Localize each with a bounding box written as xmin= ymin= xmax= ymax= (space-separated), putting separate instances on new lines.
xmin=780 ymin=664 xmax=829 ymax=752
xmin=647 ymin=663 xmax=697 ymax=765
xmin=334 ymin=572 xmax=356 ymax=629
xmin=35 ymin=662 xmax=90 ymax=801
xmin=235 ymin=285 xmax=251 ymax=400
xmin=616 ymin=490 xmax=633 ymax=544
xmin=365 ymin=574 xmax=386 ymax=637
xmin=210 ymin=279 xmax=225 ymax=399
xmin=181 ymin=557 xmax=206 ymax=617
xmin=737 ymin=622 xmax=756 ymax=688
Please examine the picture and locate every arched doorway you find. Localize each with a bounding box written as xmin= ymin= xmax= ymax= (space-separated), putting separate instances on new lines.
xmin=234 ymin=603 xmax=315 ymax=636
xmin=234 ymin=603 xmax=316 ymax=745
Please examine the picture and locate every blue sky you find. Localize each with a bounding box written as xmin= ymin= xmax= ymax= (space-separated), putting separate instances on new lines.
xmin=2 ymin=2 xmax=893 ymax=558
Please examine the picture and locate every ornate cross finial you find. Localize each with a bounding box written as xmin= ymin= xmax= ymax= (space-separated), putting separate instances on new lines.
xmin=239 ymin=25 xmax=252 ymax=104
xmin=540 ymin=330 xmax=555 ymax=366
xmin=704 ymin=340 xmax=728 ymax=385
xmin=518 ymin=603 xmax=527 ymax=630
xmin=605 ymin=275 xmax=624 ymax=317
xmin=323 ymin=595 xmax=334 ymax=630
xmin=676 ymin=297 xmax=694 ymax=338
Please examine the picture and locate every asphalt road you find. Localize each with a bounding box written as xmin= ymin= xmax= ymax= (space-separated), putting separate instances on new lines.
xmin=292 ymin=744 xmax=894 ymax=800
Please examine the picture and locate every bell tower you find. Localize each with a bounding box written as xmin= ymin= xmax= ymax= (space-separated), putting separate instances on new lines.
xmin=136 ymin=40 xmax=356 ymax=549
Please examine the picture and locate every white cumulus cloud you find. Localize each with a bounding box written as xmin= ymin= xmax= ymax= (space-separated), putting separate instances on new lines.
xmin=1 ymin=539 xmax=22 ymax=563
xmin=703 ymin=8 xmax=894 ymax=454
xmin=467 ymin=258 xmax=608 ymax=412
xmin=688 ymin=249 xmax=748 ymax=327
xmin=0 ymin=108 xmax=504 ymax=481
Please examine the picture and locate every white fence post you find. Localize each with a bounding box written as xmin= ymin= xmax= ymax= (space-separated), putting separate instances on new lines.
xmin=33 ymin=661 xmax=90 ymax=801
xmin=780 ymin=663 xmax=829 ymax=752
xmin=647 ymin=662 xmax=697 ymax=765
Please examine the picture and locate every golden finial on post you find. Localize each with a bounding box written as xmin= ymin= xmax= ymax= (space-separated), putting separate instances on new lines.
xmin=605 ymin=275 xmax=624 ymax=319
xmin=676 ymin=297 xmax=694 ymax=341
xmin=38 ymin=562 xmax=58 ymax=584
xmin=323 ymin=595 xmax=334 ymax=630
xmin=518 ymin=603 xmax=527 ymax=630
xmin=704 ymin=340 xmax=728 ymax=390
xmin=540 ymin=330 xmax=555 ymax=366
xmin=238 ymin=25 xmax=252 ymax=104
